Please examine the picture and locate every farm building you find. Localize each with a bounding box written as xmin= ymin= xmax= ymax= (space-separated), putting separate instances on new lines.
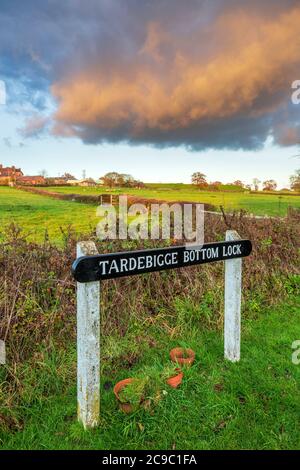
xmin=78 ymin=178 xmax=97 ymax=187
xmin=45 ymin=177 xmax=68 ymax=185
xmin=16 ymin=175 xmax=45 ymax=186
xmin=66 ymin=179 xmax=79 ymax=185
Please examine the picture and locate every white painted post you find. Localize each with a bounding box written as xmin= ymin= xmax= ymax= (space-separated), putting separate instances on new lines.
xmin=0 ymin=340 xmax=5 ymax=365
xmin=224 ymin=230 xmax=242 ymax=362
xmin=76 ymin=241 xmax=100 ymax=428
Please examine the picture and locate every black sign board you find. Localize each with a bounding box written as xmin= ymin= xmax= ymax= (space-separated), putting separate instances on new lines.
xmin=72 ymin=240 xmax=252 ymax=283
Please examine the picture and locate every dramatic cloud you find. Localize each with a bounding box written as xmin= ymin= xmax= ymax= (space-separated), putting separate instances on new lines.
xmin=18 ymin=114 xmax=50 ymax=138
xmin=1 ymin=0 xmax=300 ymax=149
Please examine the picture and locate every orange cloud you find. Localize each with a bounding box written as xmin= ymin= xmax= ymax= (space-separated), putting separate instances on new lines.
xmin=51 ymin=5 xmax=300 ymax=147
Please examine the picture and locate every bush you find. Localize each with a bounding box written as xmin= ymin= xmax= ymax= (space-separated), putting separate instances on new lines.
xmin=0 ymin=210 xmax=299 ymax=364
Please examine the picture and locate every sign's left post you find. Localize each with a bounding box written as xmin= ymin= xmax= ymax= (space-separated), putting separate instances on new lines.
xmin=76 ymin=241 xmax=100 ymax=429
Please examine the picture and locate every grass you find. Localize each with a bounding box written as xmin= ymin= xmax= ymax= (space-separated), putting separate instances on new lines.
xmin=1 ymin=295 xmax=299 ymax=450
xmin=0 ymin=187 xmax=99 ymax=243
xmin=0 ymin=185 xmax=299 ymax=246
xmin=41 ymin=184 xmax=300 ymax=217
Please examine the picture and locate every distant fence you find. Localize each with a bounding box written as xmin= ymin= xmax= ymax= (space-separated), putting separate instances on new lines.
xmin=249 ymin=190 xmax=300 ymax=197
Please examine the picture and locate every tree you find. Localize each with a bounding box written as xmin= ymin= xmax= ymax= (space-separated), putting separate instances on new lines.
xmin=263 ymin=179 xmax=277 ymax=191
xmin=62 ymin=172 xmax=75 ymax=180
xmin=118 ymin=174 xmax=135 ymax=187
xmin=100 ymin=172 xmax=143 ymax=188
xmin=101 ymin=172 xmax=120 ymax=188
xmin=134 ymin=180 xmax=145 ymax=189
xmin=39 ymin=169 xmax=48 ymax=177
xmin=252 ymin=178 xmax=261 ymax=191
xmin=209 ymin=181 xmax=222 ymax=190
xmin=290 ymin=169 xmax=300 ymax=192
xmin=191 ymin=172 xmax=207 ymax=187
xmin=233 ymin=180 xmax=244 ymax=188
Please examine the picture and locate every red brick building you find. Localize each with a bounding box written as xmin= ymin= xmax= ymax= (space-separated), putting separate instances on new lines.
xmin=0 ymin=164 xmax=23 ymax=178
xmin=16 ymin=176 xmax=45 ymax=186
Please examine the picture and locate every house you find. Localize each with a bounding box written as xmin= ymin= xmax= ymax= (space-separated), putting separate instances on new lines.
xmin=0 ymin=176 xmax=11 ymax=186
xmin=45 ymin=177 xmax=68 ymax=185
xmin=0 ymin=164 xmax=23 ymax=184
xmin=66 ymin=179 xmax=79 ymax=185
xmin=78 ymin=178 xmax=97 ymax=187
xmin=0 ymin=164 xmax=23 ymax=179
xmin=16 ymin=175 xmax=45 ymax=186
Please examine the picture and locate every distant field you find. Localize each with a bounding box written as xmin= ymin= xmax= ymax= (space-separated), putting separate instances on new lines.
xmin=0 ymin=187 xmax=99 ymax=243
xmin=1 ymin=185 xmax=299 ymax=245
xmin=41 ymin=185 xmax=300 ymax=217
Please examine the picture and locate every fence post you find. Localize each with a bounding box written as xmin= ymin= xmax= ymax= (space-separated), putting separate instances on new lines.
xmin=224 ymin=230 xmax=242 ymax=362
xmin=0 ymin=340 xmax=5 ymax=365
xmin=76 ymin=241 xmax=100 ymax=428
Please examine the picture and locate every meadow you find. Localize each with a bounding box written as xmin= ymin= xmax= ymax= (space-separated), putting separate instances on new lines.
xmin=41 ymin=184 xmax=300 ymax=217
xmin=2 ymin=184 xmax=299 ymax=245
xmin=0 ymin=187 xmax=99 ymax=243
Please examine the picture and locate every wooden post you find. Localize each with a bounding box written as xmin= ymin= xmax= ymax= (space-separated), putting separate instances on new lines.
xmin=224 ymin=230 xmax=242 ymax=362
xmin=76 ymin=241 xmax=100 ymax=428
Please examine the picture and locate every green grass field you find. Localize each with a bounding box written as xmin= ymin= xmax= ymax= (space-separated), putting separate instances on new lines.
xmin=42 ymin=184 xmax=300 ymax=217
xmin=0 ymin=187 xmax=99 ymax=243
xmin=0 ymin=185 xmax=299 ymax=244
xmin=1 ymin=295 xmax=299 ymax=450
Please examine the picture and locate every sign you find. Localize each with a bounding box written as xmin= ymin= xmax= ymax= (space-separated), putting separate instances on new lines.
xmin=73 ymin=232 xmax=251 ymax=428
xmin=72 ymin=239 xmax=252 ymax=283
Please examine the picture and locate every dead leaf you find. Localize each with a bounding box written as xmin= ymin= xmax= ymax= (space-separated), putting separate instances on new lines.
xmin=137 ymin=422 xmax=144 ymax=432
xmin=214 ymin=383 xmax=224 ymax=392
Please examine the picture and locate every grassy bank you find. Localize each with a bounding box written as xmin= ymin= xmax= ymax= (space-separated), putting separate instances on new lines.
xmin=1 ymin=294 xmax=299 ymax=450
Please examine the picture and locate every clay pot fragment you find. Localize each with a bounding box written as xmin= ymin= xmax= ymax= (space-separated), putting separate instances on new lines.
xmin=170 ymin=347 xmax=195 ymax=366
xmin=166 ymin=368 xmax=184 ymax=388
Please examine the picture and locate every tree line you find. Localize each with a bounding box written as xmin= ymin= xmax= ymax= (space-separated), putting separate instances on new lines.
xmin=100 ymin=172 xmax=144 ymax=188
xmin=191 ymin=170 xmax=300 ymax=192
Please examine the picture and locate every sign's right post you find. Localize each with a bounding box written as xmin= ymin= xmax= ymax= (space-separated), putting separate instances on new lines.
xmin=224 ymin=230 xmax=242 ymax=362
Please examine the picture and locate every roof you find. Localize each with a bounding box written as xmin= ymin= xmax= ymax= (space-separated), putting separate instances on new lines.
xmin=17 ymin=175 xmax=45 ymax=181
xmin=0 ymin=166 xmax=23 ymax=176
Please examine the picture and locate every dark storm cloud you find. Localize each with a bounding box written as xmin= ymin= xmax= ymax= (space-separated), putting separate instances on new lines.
xmin=1 ymin=0 xmax=300 ymax=149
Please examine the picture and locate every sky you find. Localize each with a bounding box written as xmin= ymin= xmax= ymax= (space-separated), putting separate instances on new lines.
xmin=1 ymin=0 xmax=300 ymax=187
